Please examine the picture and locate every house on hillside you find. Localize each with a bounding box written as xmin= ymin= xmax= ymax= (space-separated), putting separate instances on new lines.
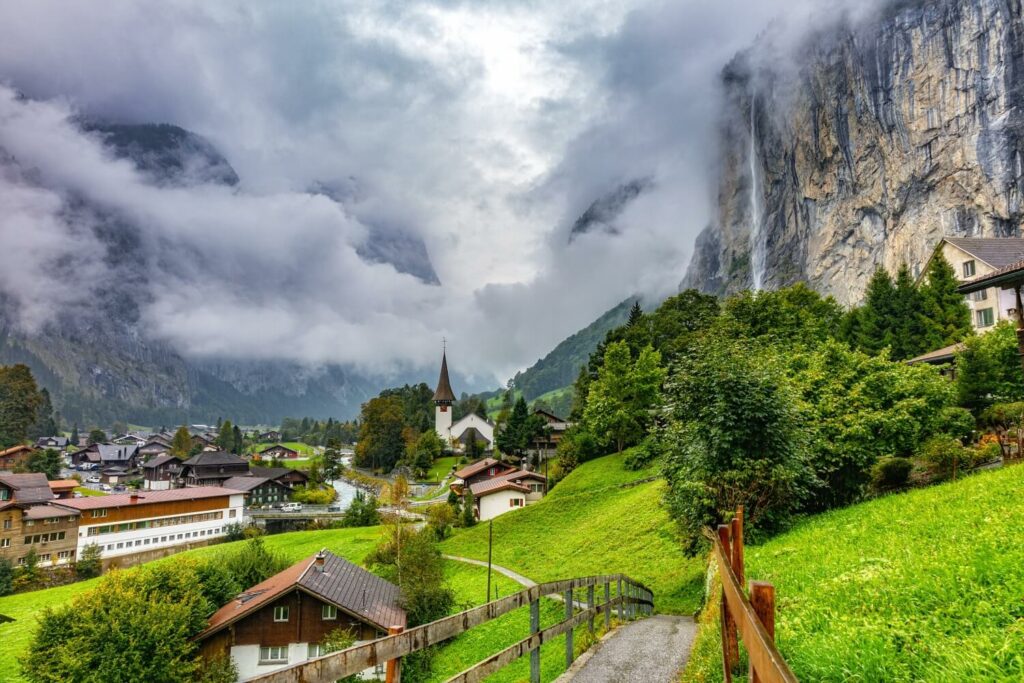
xmin=179 ymin=451 xmax=250 ymax=486
xmin=0 ymin=473 xmax=80 ymax=567
xmin=141 ymin=454 xmax=184 ymax=490
xmin=196 ymin=549 xmax=406 ymax=680
xmin=138 ymin=436 xmax=173 ymax=459
xmin=0 ymin=445 xmax=35 ymax=471
xmin=249 ymin=466 xmax=310 ymax=490
xmin=70 ymin=444 xmax=141 ymax=470
xmin=34 ymin=436 xmax=70 ymax=453
xmin=257 ymin=430 xmax=282 ymax=443
xmin=922 ymin=238 xmax=1024 ymax=332
xmin=221 ymin=476 xmax=292 ymax=508
xmin=468 ymin=470 xmax=547 ymax=521
xmin=112 ymin=432 xmax=152 ymax=446
xmin=451 ymin=457 xmax=516 ymax=489
xmin=258 ymin=444 xmax=300 ymax=460
xmin=526 ymin=409 xmax=571 ymax=460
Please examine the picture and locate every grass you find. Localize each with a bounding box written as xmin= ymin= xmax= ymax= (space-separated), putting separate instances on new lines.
xmin=441 ymin=450 xmax=704 ymax=616
xmin=426 ymin=456 xmax=459 ymax=483
xmin=0 ymin=526 xmax=386 ymax=681
xmin=72 ymin=487 xmax=106 ymax=497
xmin=682 ymin=463 xmax=1024 ymax=682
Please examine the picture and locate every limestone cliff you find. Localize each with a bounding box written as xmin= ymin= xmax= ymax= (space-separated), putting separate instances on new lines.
xmin=683 ymin=0 xmax=1024 ymax=305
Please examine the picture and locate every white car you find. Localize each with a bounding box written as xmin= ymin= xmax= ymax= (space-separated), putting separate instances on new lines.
xmin=280 ymin=502 xmax=303 ymax=513
xmin=98 ymin=484 xmax=112 ymax=492
xmin=86 ymin=476 xmax=101 ymax=483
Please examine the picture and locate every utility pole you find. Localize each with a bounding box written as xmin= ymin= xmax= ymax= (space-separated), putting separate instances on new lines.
xmin=486 ymin=519 xmax=493 ymax=603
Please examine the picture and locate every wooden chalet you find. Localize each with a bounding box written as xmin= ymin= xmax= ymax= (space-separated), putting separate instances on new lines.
xmin=0 ymin=473 xmax=80 ymax=567
xmin=196 ymin=549 xmax=406 ymax=680
xmin=179 ymin=451 xmax=250 ymax=486
xmin=141 ymin=454 xmax=184 ymax=491
xmin=249 ymin=466 xmax=310 ymax=489
xmin=258 ymin=444 xmax=301 ymax=460
xmin=527 ymin=409 xmax=571 ymax=458
xmin=221 ymin=476 xmax=292 ymax=507
xmin=0 ymin=445 xmax=35 ymax=471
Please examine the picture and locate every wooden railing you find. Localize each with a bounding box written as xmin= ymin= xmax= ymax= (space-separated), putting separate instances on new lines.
xmin=703 ymin=507 xmax=798 ymax=683
xmin=246 ymin=574 xmax=654 ymax=683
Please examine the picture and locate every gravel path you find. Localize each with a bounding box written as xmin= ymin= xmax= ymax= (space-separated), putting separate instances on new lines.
xmin=559 ymin=615 xmax=697 ymax=683
xmin=442 ymin=554 xmax=537 ymax=587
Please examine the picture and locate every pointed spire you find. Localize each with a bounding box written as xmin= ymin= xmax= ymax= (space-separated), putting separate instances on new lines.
xmin=432 ymin=351 xmax=456 ymax=403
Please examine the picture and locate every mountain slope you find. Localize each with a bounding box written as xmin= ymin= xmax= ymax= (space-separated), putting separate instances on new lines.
xmin=510 ymin=298 xmax=633 ymax=402
xmin=684 ymin=0 xmax=1024 ymax=304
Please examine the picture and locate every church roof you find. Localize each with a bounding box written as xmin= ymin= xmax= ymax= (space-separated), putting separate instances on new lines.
xmin=433 ymin=352 xmax=456 ymax=403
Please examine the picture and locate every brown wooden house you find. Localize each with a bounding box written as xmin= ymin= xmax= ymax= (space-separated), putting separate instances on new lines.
xmin=249 ymin=466 xmax=310 ymax=490
xmin=258 ymin=444 xmax=301 ymax=460
xmin=179 ymin=451 xmax=249 ymax=486
xmin=196 ymin=549 xmax=406 ymax=679
xmin=0 ymin=473 xmax=80 ymax=567
xmin=452 ymin=457 xmax=516 ymax=489
xmin=0 ymin=445 xmax=35 ymax=471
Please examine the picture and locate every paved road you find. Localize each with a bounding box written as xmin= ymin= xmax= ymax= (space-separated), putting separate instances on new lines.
xmin=559 ymin=615 xmax=696 ymax=683
xmin=442 ymin=554 xmax=537 ymax=587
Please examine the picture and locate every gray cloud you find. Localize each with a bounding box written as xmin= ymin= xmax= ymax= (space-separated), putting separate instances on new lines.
xmin=0 ymin=0 xmax=885 ymax=382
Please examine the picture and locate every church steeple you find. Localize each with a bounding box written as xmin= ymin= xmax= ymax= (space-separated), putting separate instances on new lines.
xmin=432 ymin=351 xmax=456 ymax=404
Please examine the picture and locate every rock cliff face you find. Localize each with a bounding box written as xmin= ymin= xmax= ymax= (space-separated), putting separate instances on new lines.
xmin=683 ymin=0 xmax=1024 ymax=305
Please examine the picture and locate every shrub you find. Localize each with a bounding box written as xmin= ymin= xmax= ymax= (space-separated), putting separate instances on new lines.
xmin=75 ymin=543 xmax=103 ymax=579
xmin=425 ymin=503 xmax=455 ymax=541
xmin=623 ymin=435 xmax=660 ymax=471
xmin=917 ymin=435 xmax=969 ymax=480
xmin=972 ymin=440 xmax=1002 ymax=464
xmin=871 ymin=457 xmax=913 ymax=492
xmin=341 ymin=491 xmax=380 ymax=528
xmin=223 ymin=522 xmax=246 ymax=542
xmin=0 ymin=557 xmax=12 ymax=597
xmin=292 ymin=485 xmax=337 ymax=505
xmin=222 ymin=537 xmax=289 ymax=588
xmin=937 ymin=406 xmax=975 ymax=443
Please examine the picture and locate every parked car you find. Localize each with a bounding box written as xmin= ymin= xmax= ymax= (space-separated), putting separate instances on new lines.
xmin=86 ymin=476 xmax=101 ymax=483
xmin=327 ymin=503 xmax=345 ymax=513
xmin=98 ymin=484 xmax=112 ymax=492
xmin=280 ymin=502 xmax=303 ymax=513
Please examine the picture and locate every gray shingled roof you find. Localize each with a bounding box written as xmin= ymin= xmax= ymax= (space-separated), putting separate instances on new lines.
xmin=298 ymin=551 xmax=407 ymax=630
xmin=220 ymin=475 xmax=278 ymax=492
xmin=97 ymin=444 xmax=139 ymax=463
xmin=945 ymin=238 xmax=1024 ymax=269
xmin=0 ymin=473 xmax=55 ymax=505
xmin=141 ymin=454 xmax=181 ymax=469
xmin=182 ymin=450 xmax=247 ymax=467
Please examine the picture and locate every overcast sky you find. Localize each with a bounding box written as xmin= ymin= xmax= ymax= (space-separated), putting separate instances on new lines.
xmin=0 ymin=0 xmax=862 ymax=383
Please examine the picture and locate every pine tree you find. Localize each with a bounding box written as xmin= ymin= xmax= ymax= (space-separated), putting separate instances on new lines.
xmin=70 ymin=424 xmax=79 ymax=447
xmin=626 ymin=300 xmax=643 ymax=327
xmin=216 ymin=420 xmax=234 ymax=451
xmin=856 ymin=267 xmax=898 ymax=356
xmin=891 ymin=262 xmax=927 ymax=360
xmin=919 ymin=252 xmax=973 ymax=349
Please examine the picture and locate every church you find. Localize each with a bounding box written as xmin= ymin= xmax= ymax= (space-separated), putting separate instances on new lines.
xmin=433 ymin=351 xmax=495 ymax=451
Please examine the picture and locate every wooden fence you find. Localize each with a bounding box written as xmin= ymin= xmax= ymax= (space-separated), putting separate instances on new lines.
xmin=703 ymin=507 xmax=798 ymax=683
xmin=246 ymin=573 xmax=654 ymax=683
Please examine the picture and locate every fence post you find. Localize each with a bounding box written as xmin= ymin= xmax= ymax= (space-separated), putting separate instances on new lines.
xmin=530 ymin=598 xmax=540 ymax=683
xmin=731 ymin=506 xmax=745 ymax=587
xmin=604 ymin=581 xmax=611 ymax=630
xmin=565 ymin=588 xmax=574 ymax=667
xmin=588 ymin=584 xmax=595 ymax=633
xmin=385 ymin=625 xmax=403 ymax=683
xmin=617 ymin=577 xmax=624 ymax=621
xmin=749 ymin=582 xmax=776 ymax=683
xmin=718 ymin=524 xmax=738 ymax=678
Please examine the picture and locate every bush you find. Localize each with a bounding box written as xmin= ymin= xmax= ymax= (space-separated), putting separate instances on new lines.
xmin=222 ymin=537 xmax=289 ymax=588
xmin=871 ymin=457 xmax=913 ymax=492
xmin=223 ymin=522 xmax=246 ymax=542
xmin=937 ymin=406 xmax=975 ymax=443
xmin=75 ymin=543 xmax=103 ymax=579
xmin=623 ymin=436 xmax=660 ymax=471
xmin=972 ymin=440 xmax=1002 ymax=464
xmin=292 ymin=485 xmax=337 ymax=505
xmin=917 ymin=435 xmax=969 ymax=480
xmin=341 ymin=491 xmax=380 ymax=528
xmin=0 ymin=557 xmax=12 ymax=596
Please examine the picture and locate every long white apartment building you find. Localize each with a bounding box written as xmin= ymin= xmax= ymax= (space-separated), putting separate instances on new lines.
xmin=54 ymin=487 xmax=246 ymax=560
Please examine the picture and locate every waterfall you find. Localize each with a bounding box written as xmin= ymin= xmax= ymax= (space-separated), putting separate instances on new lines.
xmin=749 ymin=96 xmax=766 ymax=291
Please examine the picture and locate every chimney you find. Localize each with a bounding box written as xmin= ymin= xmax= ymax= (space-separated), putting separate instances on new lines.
xmin=314 ymin=550 xmax=326 ymax=572
xmin=129 ymin=492 xmax=139 ymax=503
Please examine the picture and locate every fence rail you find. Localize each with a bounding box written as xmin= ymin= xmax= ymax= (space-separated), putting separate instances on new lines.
xmin=246 ymin=573 xmax=653 ymax=683
xmin=703 ymin=507 xmax=798 ymax=683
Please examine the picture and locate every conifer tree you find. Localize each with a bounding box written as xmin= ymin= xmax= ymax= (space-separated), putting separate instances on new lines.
xmin=856 ymin=267 xmax=898 ymax=356
xmin=626 ymin=300 xmax=643 ymax=327
xmin=919 ymin=252 xmax=973 ymax=348
xmin=891 ymin=262 xmax=927 ymax=360
xmin=170 ymin=425 xmax=192 ymax=458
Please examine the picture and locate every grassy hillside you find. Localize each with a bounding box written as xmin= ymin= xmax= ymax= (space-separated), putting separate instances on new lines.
xmin=683 ymin=464 xmax=1024 ymax=682
xmin=441 ymin=451 xmax=703 ymax=615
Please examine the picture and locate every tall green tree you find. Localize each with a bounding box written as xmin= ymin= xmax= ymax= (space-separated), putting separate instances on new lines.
xmin=26 ymin=449 xmax=62 ymax=480
xmin=216 ymin=420 xmax=234 ymax=451
xmin=583 ymin=341 xmax=665 ymax=452
xmin=918 ymin=252 xmax=973 ymax=349
xmin=891 ymin=262 xmax=927 ymax=360
xmin=956 ymin=322 xmax=1024 ymax=413
xmin=170 ymin=425 xmax=193 ymax=458
xmin=87 ymin=429 xmax=107 ymax=446
xmin=69 ymin=424 xmax=79 ymax=447
xmin=355 ymin=395 xmax=406 ymax=471
xmin=495 ymin=396 xmax=543 ymax=457
xmin=626 ymin=300 xmax=643 ymax=327
xmin=855 ymin=266 xmax=898 ymax=356
xmin=27 ymin=388 xmax=57 ymax=440
xmin=0 ymin=364 xmax=43 ymax=448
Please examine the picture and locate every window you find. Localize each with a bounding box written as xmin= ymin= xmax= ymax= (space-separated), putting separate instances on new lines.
xmin=322 ymin=604 xmax=337 ymax=621
xmin=259 ymin=646 xmax=288 ymax=665
xmin=510 ymin=498 xmax=524 ymax=508
xmin=976 ymin=307 xmax=995 ymax=327
xmin=969 ymin=289 xmax=988 ymax=302
xmin=308 ymin=644 xmax=325 ymax=659
xmin=0 ymin=539 xmax=9 ymax=548
xmin=229 ymin=509 xmax=237 ymax=519
xmin=529 ymin=484 xmax=543 ymax=493
xmin=963 ymin=260 xmax=976 ymax=277
xmin=58 ymin=551 xmax=73 ymax=561
xmin=91 ymin=509 xmax=108 ymax=518
xmin=273 ymin=606 xmax=289 ymax=622
xmin=3 ymin=519 xmax=10 ymax=530
xmin=0 ymin=490 xmax=8 ymax=501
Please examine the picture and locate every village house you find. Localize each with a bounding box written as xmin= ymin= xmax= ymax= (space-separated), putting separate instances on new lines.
xmin=70 ymin=444 xmax=141 ymax=470
xmin=34 ymin=436 xmax=70 ymax=453
xmin=112 ymin=432 xmax=152 ymax=447
xmin=138 ymin=436 xmax=173 ymax=459
xmin=179 ymin=451 xmax=250 ymax=486
xmin=196 ymin=549 xmax=406 ymax=680
xmin=922 ymin=238 xmax=1024 ymax=332
xmin=47 ymin=480 xmax=79 ymax=499
xmin=0 ymin=473 xmax=80 ymax=567
xmin=141 ymin=454 xmax=184 ymax=490
xmin=221 ymin=476 xmax=293 ymax=508
xmin=468 ymin=470 xmax=547 ymax=521
xmin=249 ymin=466 xmax=310 ymax=490
xmin=257 ymin=430 xmax=283 ymax=443
xmin=53 ymin=487 xmax=245 ymax=565
xmin=0 ymin=445 xmax=35 ymax=471
xmin=452 ymin=457 xmax=516 ymax=489
xmin=527 ymin=409 xmax=571 ymax=459
xmin=258 ymin=444 xmax=301 ymax=460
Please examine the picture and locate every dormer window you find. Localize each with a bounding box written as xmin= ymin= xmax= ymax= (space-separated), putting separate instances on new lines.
xmin=963 ymin=260 xmax=976 ymax=277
